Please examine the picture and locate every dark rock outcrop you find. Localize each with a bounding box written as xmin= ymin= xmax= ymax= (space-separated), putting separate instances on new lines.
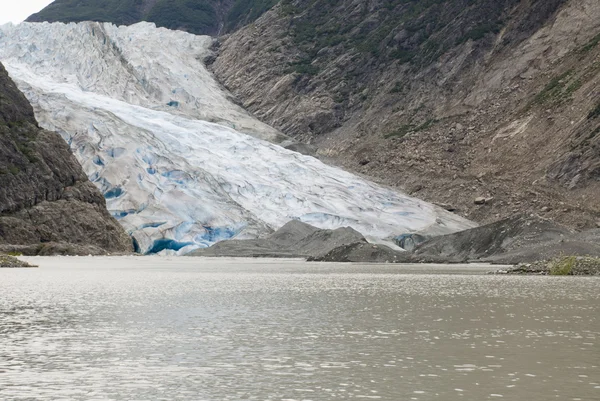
xmin=189 ymin=220 xmax=405 ymax=262
xmin=0 ymin=62 xmax=132 ymax=254
xmin=413 ymin=214 xmax=600 ymax=264
xmin=308 ymin=242 xmax=411 ymax=263
xmin=190 ymin=214 xmax=600 ymax=265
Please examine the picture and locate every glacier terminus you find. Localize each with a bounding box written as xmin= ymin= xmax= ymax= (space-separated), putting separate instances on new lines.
xmin=0 ymin=21 xmax=476 ymax=254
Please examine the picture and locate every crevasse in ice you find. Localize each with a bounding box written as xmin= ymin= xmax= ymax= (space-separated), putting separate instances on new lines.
xmin=0 ymin=21 xmax=476 ymax=254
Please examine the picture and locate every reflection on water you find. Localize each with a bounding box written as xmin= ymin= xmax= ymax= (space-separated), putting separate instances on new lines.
xmin=0 ymin=257 xmax=598 ymax=400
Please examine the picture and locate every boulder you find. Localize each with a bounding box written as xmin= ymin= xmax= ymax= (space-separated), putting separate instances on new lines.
xmin=474 ymin=197 xmax=487 ymax=205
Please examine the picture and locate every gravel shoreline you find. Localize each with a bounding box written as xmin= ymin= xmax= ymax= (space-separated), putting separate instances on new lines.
xmin=492 ymin=256 xmax=600 ymax=276
xmin=0 ymin=254 xmax=38 ymax=268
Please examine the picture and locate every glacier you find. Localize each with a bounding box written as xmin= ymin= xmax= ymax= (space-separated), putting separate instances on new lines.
xmin=0 ymin=21 xmax=476 ymax=254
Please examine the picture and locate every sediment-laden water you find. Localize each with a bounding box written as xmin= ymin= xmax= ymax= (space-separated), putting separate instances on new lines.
xmin=1 ymin=257 xmax=598 ymax=400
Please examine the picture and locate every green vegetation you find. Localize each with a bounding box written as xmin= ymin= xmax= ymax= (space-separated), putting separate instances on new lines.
xmin=288 ymin=58 xmax=320 ymax=75
xmin=385 ymin=124 xmax=415 ymax=139
xmin=588 ymin=101 xmax=600 ymax=120
xmin=3 ymin=119 xmax=40 ymax=164
xmin=457 ymin=21 xmax=502 ymax=44
xmin=549 ymin=256 xmax=576 ymax=276
xmin=508 ymin=256 xmax=600 ymax=276
xmin=579 ymin=31 xmax=600 ymax=54
xmin=526 ymin=33 xmax=600 ymax=113
xmin=0 ymin=117 xmax=39 ymax=174
xmin=389 ymin=81 xmax=405 ymax=94
xmin=27 ymin=0 xmax=277 ymax=35
xmin=0 ymin=125 xmax=37 ymax=174
xmin=526 ymin=69 xmax=588 ymax=110
xmin=385 ymin=119 xmax=437 ymax=139
xmin=565 ymin=79 xmax=583 ymax=96
xmin=548 ymin=256 xmax=600 ymax=276
xmin=274 ymin=0 xmax=532 ymax=90
xmin=27 ymin=0 xmax=144 ymax=26
xmin=144 ymin=0 xmax=218 ymax=35
xmin=226 ymin=0 xmax=278 ymax=31
xmin=532 ymin=70 xmax=573 ymax=105
xmin=0 ymin=164 xmax=22 ymax=175
xmin=570 ymin=124 xmax=600 ymax=152
xmin=16 ymin=142 xmax=38 ymax=164
xmin=0 ymin=254 xmax=37 ymax=268
xmin=280 ymin=0 xmax=512 ymax=71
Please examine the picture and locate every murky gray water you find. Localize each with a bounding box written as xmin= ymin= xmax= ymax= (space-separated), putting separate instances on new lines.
xmin=1 ymin=257 xmax=599 ymax=401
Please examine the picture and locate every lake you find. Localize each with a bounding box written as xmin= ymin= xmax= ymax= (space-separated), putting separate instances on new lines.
xmin=1 ymin=257 xmax=598 ymax=400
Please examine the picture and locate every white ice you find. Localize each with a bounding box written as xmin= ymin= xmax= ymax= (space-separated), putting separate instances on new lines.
xmin=0 ymin=21 xmax=476 ymax=254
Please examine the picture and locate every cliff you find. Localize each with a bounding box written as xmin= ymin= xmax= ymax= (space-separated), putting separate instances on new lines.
xmin=0 ymin=62 xmax=132 ymax=255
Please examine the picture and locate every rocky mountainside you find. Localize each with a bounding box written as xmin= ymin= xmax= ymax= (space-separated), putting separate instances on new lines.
xmin=211 ymin=0 xmax=600 ymax=229
xmin=0 ymin=62 xmax=132 ymax=255
xmin=25 ymin=0 xmax=600 ymax=233
xmin=26 ymin=0 xmax=277 ymax=35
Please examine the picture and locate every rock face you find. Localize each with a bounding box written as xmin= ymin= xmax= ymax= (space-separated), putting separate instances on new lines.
xmin=413 ymin=215 xmax=600 ymax=264
xmin=189 ymin=220 xmax=365 ymax=258
xmin=189 ymin=220 xmax=404 ymax=262
xmin=309 ymin=242 xmax=409 ymax=264
xmin=211 ymin=0 xmax=600 ymax=229
xmin=191 ymin=215 xmax=600 ymax=264
xmin=0 ymin=62 xmax=132 ymax=254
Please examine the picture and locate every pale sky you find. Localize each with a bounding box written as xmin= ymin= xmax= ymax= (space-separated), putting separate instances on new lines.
xmin=0 ymin=0 xmax=54 ymax=25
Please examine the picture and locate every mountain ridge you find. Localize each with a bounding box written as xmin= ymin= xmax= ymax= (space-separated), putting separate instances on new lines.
xmin=26 ymin=0 xmax=277 ymax=36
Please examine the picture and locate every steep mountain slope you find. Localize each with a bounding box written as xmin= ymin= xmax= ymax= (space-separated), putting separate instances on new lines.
xmin=26 ymin=0 xmax=277 ymax=36
xmin=0 ymin=62 xmax=132 ymax=254
xmin=212 ymin=0 xmax=600 ymax=229
xmin=0 ymin=21 xmax=475 ymax=255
